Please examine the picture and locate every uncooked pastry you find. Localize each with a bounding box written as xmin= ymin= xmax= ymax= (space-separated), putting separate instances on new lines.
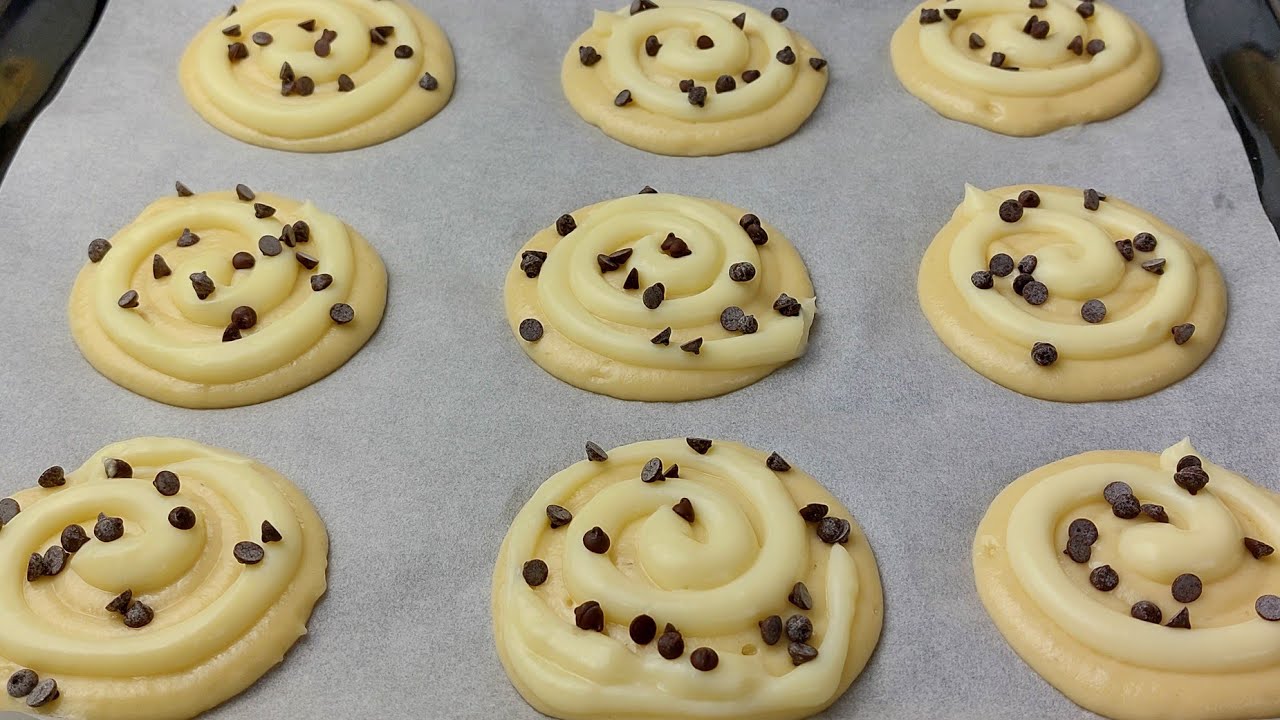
xmin=68 ymin=186 xmax=387 ymax=408
xmin=891 ymin=0 xmax=1160 ymax=136
xmin=0 ymin=437 xmax=327 ymax=720
xmin=180 ymin=0 xmax=455 ymax=152
xmin=562 ymin=1 xmax=829 ymax=156
xmin=492 ymin=438 xmax=883 ymax=720
xmin=505 ymin=191 xmax=817 ymax=401
xmin=974 ymin=439 xmax=1280 ymax=720
xmin=917 ymin=184 xmax=1226 ymax=402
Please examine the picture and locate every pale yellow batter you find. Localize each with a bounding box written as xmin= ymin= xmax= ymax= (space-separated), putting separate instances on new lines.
xmin=180 ymin=0 xmax=455 ymax=152
xmin=68 ymin=188 xmax=387 ymax=409
xmin=918 ymin=184 xmax=1226 ymax=402
xmin=891 ymin=0 xmax=1160 ymax=136
xmin=504 ymin=192 xmax=817 ymax=401
xmin=974 ymin=440 xmax=1280 ymax=720
xmin=0 ymin=437 xmax=327 ymax=720
xmin=562 ymin=2 xmax=828 ymax=156
xmin=492 ymin=439 xmax=884 ymax=720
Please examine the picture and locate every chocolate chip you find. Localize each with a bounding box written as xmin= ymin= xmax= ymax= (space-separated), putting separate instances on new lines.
xmin=1172 ymin=323 xmax=1195 ymax=345
xmin=25 ymin=679 xmax=57 ymax=708
xmin=298 ymin=19 xmax=315 ymax=31
xmin=518 ymin=318 xmax=543 ymax=342
xmin=233 ymin=252 xmax=256 ymax=270
xmin=546 ymin=505 xmax=573 ymax=529
xmin=776 ymin=46 xmax=796 ymax=64
xmin=687 ymin=86 xmax=707 ymax=107
xmin=1131 ymin=600 xmax=1162 ymax=624
xmin=120 ymin=291 xmax=141 ymax=311
xmin=998 ymin=200 xmax=1023 ymax=223
xmin=786 ymin=614 xmax=813 ymax=643
xmin=520 ymin=250 xmax=547 ymax=278
xmin=969 ymin=32 xmax=985 ymax=49
xmin=696 ymin=35 xmax=714 ymax=49
xmin=104 ymin=458 xmax=133 ymax=479
xmin=7 ymin=669 xmax=37 ymax=698
xmin=732 ymin=12 xmax=746 ymax=29
xmin=232 ymin=184 xmax=255 ymax=203
xmin=729 ymin=262 xmax=756 ymax=282
xmin=95 ymin=513 xmax=124 ymax=542
xmin=1081 ymin=299 xmax=1106 ymax=323
xmin=1064 ymin=535 xmax=1091 ymax=563
xmin=1258 ymin=594 xmax=1280 ymax=620
xmin=261 ymin=521 xmax=282 ymax=544
xmin=252 ymin=31 xmax=272 ymax=45
xmin=226 ymin=306 xmax=256 ymax=331
xmin=293 ymin=221 xmax=310 ymax=243
xmin=765 ymin=453 xmax=791 ymax=472
xmin=720 ymin=306 xmax=746 ymax=332
xmin=1068 ymin=518 xmax=1099 ymax=544
xmin=150 ymin=254 xmax=173 ymax=281
xmin=1113 ymin=495 xmax=1141 ymax=520
xmin=743 ymin=222 xmax=769 ymax=245
xmin=672 ymin=498 xmax=695 ymax=523
xmin=756 ymin=615 xmax=783 ymax=646
xmin=168 ymin=506 xmax=196 ymax=530
xmin=314 ymin=29 xmax=337 ymax=57
xmin=228 ymin=42 xmax=248 ymax=61
xmin=630 ymin=0 xmax=658 ymax=15
xmin=1030 ymin=342 xmax=1057 ymax=367
xmin=370 ymin=27 xmax=389 ymax=45
xmin=1090 ymin=565 xmax=1119 ymax=591
xmin=222 ymin=24 xmax=241 ymax=36
xmin=989 ymin=253 xmax=1015 ymax=277
xmin=1141 ymin=504 xmax=1169 ymax=523
xmin=234 ymin=541 xmax=264 ymax=564
xmin=189 ymin=272 xmax=216 ymax=300
xmin=738 ymin=212 xmax=758 ymax=228
xmin=614 ymin=89 xmax=633 ymax=107
xmin=990 ymin=51 xmax=1007 ymax=68
xmin=691 ymin=647 xmax=719 ymax=671
xmin=26 ymin=553 xmax=45 ymax=581
xmin=645 ymin=35 xmax=661 ymax=56
xmin=624 ymin=268 xmax=639 ymax=289
xmin=394 ymin=45 xmax=413 ymax=59
xmin=658 ymin=233 xmax=690 ymax=259
xmin=742 ymin=69 xmax=761 ymax=83
xmin=799 ymin=503 xmax=829 ymax=523
xmin=643 ymin=283 xmax=665 ymax=309
xmin=920 ymin=8 xmax=942 ymax=23
xmin=296 ymin=77 xmax=315 ymax=96
xmin=1113 ymin=238 xmax=1134 ymax=261
xmin=124 ymin=600 xmax=154 ymax=628
xmin=944 ymin=8 xmax=962 ymax=19
xmin=0 ymin=498 xmax=19 ymax=524
xmin=630 ymin=614 xmax=657 ymax=644
xmin=311 ymin=274 xmax=333 ymax=291
xmin=1087 ymin=39 xmax=1106 ymax=55
xmin=1015 ymin=256 xmax=1037 ymax=275
xmin=1133 ymin=232 xmax=1157 ymax=252
xmin=1102 ymin=481 xmax=1133 ymax=505
xmin=1021 ymin=281 xmax=1048 ymax=306
xmin=775 ymin=294 xmax=802 ymax=317
xmin=522 ymin=559 xmax=548 ymax=587
xmin=651 ymin=327 xmax=672 ymax=345
xmin=583 ymin=527 xmax=611 ymax=554
xmin=1166 ymin=608 xmax=1191 ymax=629
xmin=679 ymin=79 xmax=695 ymax=93
xmin=1175 ymin=465 xmax=1209 ymax=495
xmin=772 ymin=7 xmax=789 ymax=21
xmin=338 ymin=74 xmax=355 ymax=92
xmin=1177 ymin=455 xmax=1202 ymax=471
xmin=106 ymin=589 xmax=132 ymax=613
xmin=1068 ymin=34 xmax=1084 ymax=55
xmin=554 ymin=214 xmax=578 ymax=237
xmin=1245 ymin=537 xmax=1274 ymax=559
xmin=970 ymin=271 xmax=994 ymax=289
xmin=1083 ymin=188 xmax=1102 ymax=210
xmin=88 ymin=238 xmax=112 ymax=262
xmin=818 ymin=517 xmax=851 ymax=544
xmin=1028 ymin=20 xmax=1050 ymax=39
xmin=1077 ymin=2 xmax=1095 ymax=17
xmin=295 ymin=252 xmax=319 ymax=271
xmin=810 ymin=58 xmax=828 ymax=71
xmin=715 ymin=74 xmax=736 ymax=94
xmin=61 ymin=524 xmax=89 ymax=553
xmin=789 ymin=582 xmax=814 ymax=611
xmin=641 ymin=457 xmax=665 ymax=484
xmin=330 ymin=303 xmax=355 ymax=324
xmin=658 ymin=624 xmax=684 ymax=658
xmin=1171 ymin=573 xmax=1202 ymax=603
xmin=788 ymin=642 xmax=818 ymax=665
xmin=36 ymin=465 xmax=65 ymax=489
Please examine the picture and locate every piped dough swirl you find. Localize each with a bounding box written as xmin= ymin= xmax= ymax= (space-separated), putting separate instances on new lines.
xmin=974 ymin=440 xmax=1280 ymax=720
xmin=492 ymin=439 xmax=883 ymax=720
xmin=180 ymin=0 xmax=455 ymax=152
xmin=562 ymin=1 xmax=828 ymax=155
xmin=917 ymin=184 xmax=1226 ymax=401
xmin=505 ymin=192 xmax=817 ymax=401
xmin=891 ymin=0 xmax=1160 ymax=135
xmin=0 ymin=437 xmax=327 ymax=720
xmin=68 ymin=189 xmax=387 ymax=408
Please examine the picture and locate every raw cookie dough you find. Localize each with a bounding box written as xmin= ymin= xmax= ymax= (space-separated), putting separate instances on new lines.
xmin=505 ymin=191 xmax=817 ymax=401
xmin=562 ymin=2 xmax=829 ymax=156
xmin=69 ymin=185 xmax=387 ymax=409
xmin=974 ymin=440 xmax=1280 ymax=720
xmin=493 ymin=438 xmax=884 ymax=720
xmin=0 ymin=437 xmax=328 ymax=720
xmin=180 ymin=0 xmax=455 ymax=152
xmin=917 ymin=184 xmax=1226 ymax=402
xmin=891 ymin=0 xmax=1160 ymax=136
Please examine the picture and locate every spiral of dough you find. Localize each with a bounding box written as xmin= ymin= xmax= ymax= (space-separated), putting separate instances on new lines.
xmin=68 ymin=189 xmax=387 ymax=408
xmin=562 ymin=2 xmax=828 ymax=155
xmin=505 ymin=193 xmax=817 ymax=401
xmin=974 ymin=440 xmax=1280 ymax=720
xmin=0 ymin=437 xmax=327 ymax=720
xmin=891 ymin=0 xmax=1160 ymax=135
xmin=493 ymin=439 xmax=883 ymax=720
xmin=917 ymin=185 xmax=1226 ymax=401
xmin=180 ymin=0 xmax=455 ymax=152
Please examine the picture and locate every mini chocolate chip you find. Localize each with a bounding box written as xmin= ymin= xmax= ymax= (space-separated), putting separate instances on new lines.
xmin=716 ymin=74 xmax=736 ymax=93
xmin=292 ymin=221 xmax=310 ymax=243
xmin=261 ymin=521 xmax=282 ymax=544
xmin=1031 ymin=342 xmax=1058 ymax=366
xmin=766 ymin=453 xmax=791 ymax=472
xmin=729 ymin=262 xmax=756 ymax=282
xmin=233 ymin=252 xmax=256 ymax=270
xmin=252 ymin=31 xmax=272 ymax=45
xmin=177 ymin=228 xmax=200 ymax=247
xmin=1141 ymin=504 xmax=1169 ymax=523
xmin=295 ymin=252 xmax=319 ymax=270
xmin=737 ymin=211 xmax=757 ymax=228
xmin=583 ymin=526 xmax=611 ymax=554
xmin=686 ymin=437 xmax=713 ymax=454
xmin=518 ymin=318 xmax=543 ymax=342
xmin=104 ymin=458 xmax=132 ymax=479
xmin=1171 ymin=573 xmax=1202 ymax=603
xmin=679 ymin=79 xmax=695 ymax=93
xmin=575 ymin=601 xmax=606 ymax=632
xmin=546 ymin=505 xmax=573 ymax=529
xmin=168 ymin=506 xmax=196 ymax=530
xmin=661 ymin=233 xmax=691 ymax=258
xmin=1069 ymin=518 xmax=1099 ymax=543
xmin=314 ymin=29 xmax=336 ymax=57
xmin=745 ymin=223 xmax=769 ymax=245
xmin=645 ymin=35 xmax=661 ymax=56
xmin=615 ymin=89 xmax=633 ymax=107
xmin=37 ymin=466 xmax=65 ymax=489
xmin=732 ymin=12 xmax=746 ymax=29
xmin=696 ymin=35 xmax=714 ymax=49
xmin=1258 ymin=594 xmax=1280 ymax=620
xmin=1133 ymin=232 xmax=1157 ymax=252
xmin=786 ymin=614 xmax=813 ymax=643
xmin=522 ymin=559 xmax=548 ymax=587
xmin=687 ymin=86 xmax=708 ymax=107
xmin=25 ymin=679 xmax=57 ymax=708
xmin=338 ymin=74 xmax=355 ymax=91
xmin=189 ymin=272 xmax=216 ymax=300
xmin=721 ymin=306 xmax=746 ymax=332
xmin=1021 ymin=281 xmax=1048 ymax=305
xmin=1081 ymin=299 xmax=1106 ymax=323
xmin=234 ymin=541 xmax=265 ymax=565
xmin=258 ymin=233 xmax=284 ymax=257
xmin=1028 ymin=20 xmax=1049 ymax=39
xmin=1068 ymin=34 xmax=1084 ymax=54
xmin=1084 ymin=188 xmax=1102 ymax=210
xmin=776 ymin=46 xmax=796 ymax=64
xmin=124 ymin=600 xmax=154 ymax=628
xmin=651 ymin=327 xmax=672 ymax=345
xmin=521 ymin=250 xmax=547 ymax=278
xmin=1112 ymin=495 xmax=1141 ymax=519
xmin=1077 ymin=1 xmax=1095 ymax=17
xmin=759 ymin=615 xmax=783 ymax=645
xmin=1023 ymin=15 xmax=1038 ymax=33
xmin=643 ymin=283 xmax=665 ymax=309
xmin=26 ymin=553 xmax=45 ymax=581
xmin=989 ymin=253 xmax=1015 ymax=277
xmin=1018 ymin=190 xmax=1041 ymax=208
xmin=231 ymin=306 xmax=257 ymax=330
xmin=1090 ymin=564 xmax=1119 ymax=591
xmin=969 ymin=32 xmax=985 ymax=49
xmin=672 ymin=498 xmax=695 ymax=522
xmin=742 ymin=69 xmax=761 ymax=83
xmin=971 ymin=271 xmax=994 ymax=289
xmin=61 ymin=524 xmax=89 ymax=553
xmin=151 ymin=255 xmax=173 ymax=281
xmin=1174 ymin=465 xmax=1209 ymax=495
xmin=1177 ymin=455 xmax=1202 ymax=471
xmin=809 ymin=57 xmax=827 ymax=71
xmin=95 ymin=513 xmax=124 ymax=542
xmin=311 ymin=274 xmax=333 ymax=291
xmin=88 ymin=238 xmax=112 ymax=262
xmin=234 ymin=184 xmax=255 ymax=202
xmin=998 ymin=200 xmax=1023 ymax=222
xmin=775 ymin=294 xmax=802 ymax=317
xmin=298 ymin=77 xmax=315 ymax=96
xmin=1103 ymin=481 xmax=1133 ymax=505
xmin=1245 ymin=537 xmax=1275 ymax=559
xmin=254 ymin=203 xmax=275 ymax=219
xmin=1166 ymin=608 xmax=1191 ymax=629
xmin=818 ymin=517 xmax=851 ymax=544
xmin=658 ymin=624 xmax=684 ymax=658
xmin=641 ymin=457 xmax=665 ymax=483
xmin=1017 ymin=255 xmax=1038 ymax=274
xmin=298 ymin=19 xmax=315 ymax=31
xmin=800 ymin=503 xmax=829 ymax=522
xmin=555 ymin=214 xmax=577 ymax=236
xmin=228 ymin=42 xmax=248 ymax=61
xmin=1064 ymin=535 xmax=1091 ymax=563
xmin=691 ymin=647 xmax=719 ymax=671
xmin=1087 ymin=39 xmax=1106 ymax=55
xmin=146 ymin=472 xmax=179 ymax=499
xmin=624 ymin=268 xmax=639 ymax=289
xmin=772 ymin=7 xmax=789 ymax=21
xmin=630 ymin=614 xmax=657 ymax=644
xmin=920 ymin=8 xmax=942 ymax=23
xmin=1172 ymin=323 xmax=1195 ymax=345
xmin=330 ymin=303 xmax=355 ymax=324
xmin=394 ymin=45 xmax=413 ymax=59
xmin=7 ymin=669 xmax=37 ymax=698
xmin=1131 ymin=600 xmax=1162 ymax=624
xmin=788 ymin=642 xmax=818 ymax=665
xmin=0 ymin=499 xmax=20 ymax=524
xmin=106 ymin=589 xmax=132 ymax=613
xmin=1115 ymin=238 xmax=1135 ymax=261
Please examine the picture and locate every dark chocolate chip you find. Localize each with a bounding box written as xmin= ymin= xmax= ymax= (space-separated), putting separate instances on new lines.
xmin=546 ymin=505 xmax=573 ymax=529
xmin=574 ymin=601 xmax=605 ymax=631
xmin=651 ymin=327 xmax=672 ymax=345
xmin=330 ymin=303 xmax=355 ymax=324
xmin=1021 ymin=280 xmax=1048 ymax=306
xmin=809 ymin=57 xmax=827 ymax=70
xmin=999 ymin=200 xmax=1023 ymax=223
xmin=715 ymin=74 xmax=736 ymax=93
xmin=298 ymin=19 xmax=315 ymax=31
xmin=920 ymin=8 xmax=942 ymax=23
xmin=641 ymin=458 xmax=665 ymax=484
xmin=742 ymin=69 xmax=761 ymax=83
xmin=1017 ymin=190 xmax=1040 ymax=208
xmin=228 ymin=42 xmax=248 ymax=61
xmin=1103 ymin=481 xmax=1133 ymax=505
xmin=1115 ymin=238 xmax=1135 ymax=261
xmin=1017 ymin=255 xmax=1038 ymax=275
xmin=1068 ymin=34 xmax=1084 ymax=54
xmin=1084 ymin=188 xmax=1102 ymax=210
xmin=1077 ymin=2 xmax=1095 ymax=17
xmin=614 ymin=89 xmax=633 ymax=107
xmin=1141 ymin=504 xmax=1169 ymax=523
xmin=1028 ymin=20 xmax=1050 ymax=39
xmin=745 ymin=223 xmax=769 ymax=245
xmin=642 ymin=283 xmax=665 ymax=309
xmin=679 ymin=79 xmax=695 ymax=93
xmin=311 ymin=274 xmax=333 ymax=291
xmin=800 ymin=503 xmax=829 ymax=522
xmin=818 ymin=517 xmax=851 ymax=544
xmin=26 ymin=553 xmax=45 ymax=581
xmin=338 ymin=74 xmax=355 ymax=92
xmin=630 ymin=614 xmax=657 ymax=644
xmin=259 ymin=521 xmax=282 ymax=544
xmin=7 ymin=669 xmax=37 ymax=699
xmin=732 ymin=12 xmax=746 ymax=29
xmin=583 ymin=526 xmax=611 ymax=554
xmin=394 ymin=45 xmax=413 ymax=59
xmin=1081 ymin=299 xmax=1106 ymax=323
xmin=1031 ymin=342 xmax=1058 ymax=367
xmin=88 ymin=238 xmax=112 ymax=263
xmin=230 ymin=306 xmax=257 ymax=330
xmin=1177 ymin=455 xmax=1202 ymax=471
xmin=686 ymin=438 xmax=713 ymax=455
xmin=257 ymin=234 xmax=283 ymax=257
xmin=969 ymin=32 xmax=985 ymax=49
xmin=1172 ymin=323 xmax=1195 ymax=345
xmin=1090 ymin=564 xmax=1119 ymax=591
xmin=630 ymin=0 xmax=658 ymax=15
xmin=189 ymin=272 xmax=216 ymax=300
xmin=522 ymin=559 xmax=548 ymax=587
xmin=679 ymin=337 xmax=703 ymax=354
xmin=61 ymin=524 xmax=89 ymax=553
xmin=772 ymin=7 xmax=789 ymax=22
xmin=37 ymin=466 xmax=65 ymax=489
xmin=624 ymin=268 xmax=639 ymax=289
xmin=660 ymin=233 xmax=691 ymax=258
xmin=788 ymin=642 xmax=819 ymax=665
xmin=1063 ymin=535 xmax=1091 ymax=563
xmin=370 ymin=27 xmax=389 ymax=45
xmin=989 ymin=253 xmax=1015 ymax=277
xmin=690 ymin=647 xmax=719 ymax=671
xmin=1174 ymin=465 xmax=1209 ymax=495
xmin=252 ymin=31 xmax=272 ymax=46
xmin=760 ymin=615 xmax=783 ymax=645
xmin=944 ymin=8 xmax=962 ymax=20
xmin=786 ymin=614 xmax=813 ymax=643
xmin=222 ymin=24 xmax=241 ymax=36
xmin=645 ymin=35 xmax=661 ymax=56
xmin=776 ymin=46 xmax=796 ymax=64
xmin=658 ymin=624 xmax=684 ymax=658
xmin=1171 ymin=573 xmax=1202 ymax=603
xmin=1087 ymin=39 xmax=1106 ymax=55
xmin=696 ymin=35 xmax=714 ymax=50
xmin=721 ymin=306 xmax=746 ymax=332
xmin=95 ymin=514 xmax=124 ymax=542
xmin=233 ymin=252 xmax=256 ymax=270
xmin=518 ymin=318 xmax=543 ymax=342
xmin=147 ymin=471 xmax=179 ymax=498
xmin=1069 ymin=517 xmax=1099 ymax=543
xmin=789 ymin=582 xmax=813 ymax=610
xmin=766 ymin=453 xmax=791 ymax=472
xmin=1258 ymin=594 xmax=1280 ymax=620
xmin=223 ymin=325 xmax=242 ymax=343
xmin=105 ymin=458 xmax=133 ymax=479
xmin=0 ymin=498 xmax=19 ymax=524
xmin=971 ymin=271 xmax=994 ymax=289
xmin=295 ymin=252 xmax=319 ymax=271
xmin=1166 ymin=608 xmax=1191 ymax=629
xmin=168 ymin=506 xmax=196 ymax=530
xmin=25 ymin=679 xmax=57 ymax=708
xmin=775 ymin=294 xmax=802 ymax=316
xmin=124 ymin=600 xmax=154 ymax=628
xmin=673 ymin=498 xmax=695 ymax=522
xmin=521 ymin=250 xmax=548 ymax=278
xmin=729 ymin=262 xmax=756 ymax=282
xmin=555 ymin=214 xmax=577 ymax=237
xmin=106 ymin=589 xmax=132 ymax=613
xmin=253 ymin=203 xmax=275 ymax=219
xmin=687 ymin=86 xmax=707 ymax=107
xmin=1112 ymin=495 xmax=1141 ymax=519
xmin=234 ymin=541 xmax=265 ymax=565
xmin=314 ymin=28 xmax=336 ymax=57
xmin=1131 ymin=600 xmax=1162 ymax=624
xmin=990 ymin=51 xmax=1007 ymax=68
xmin=1245 ymin=537 xmax=1275 ymax=559
xmin=1133 ymin=232 xmax=1157 ymax=252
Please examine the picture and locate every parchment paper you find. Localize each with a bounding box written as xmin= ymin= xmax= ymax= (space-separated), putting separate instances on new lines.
xmin=1 ymin=1 xmax=1277 ymax=718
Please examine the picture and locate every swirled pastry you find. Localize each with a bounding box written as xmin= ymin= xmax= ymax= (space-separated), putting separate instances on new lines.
xmin=562 ymin=2 xmax=828 ymax=156
xmin=917 ymin=184 xmax=1226 ymax=402
xmin=0 ymin=437 xmax=327 ymax=720
xmin=974 ymin=439 xmax=1280 ymax=720
xmin=492 ymin=438 xmax=883 ymax=720
xmin=180 ymin=0 xmax=455 ymax=152
xmin=69 ymin=185 xmax=387 ymax=408
xmin=505 ymin=191 xmax=817 ymax=401
xmin=890 ymin=0 xmax=1160 ymax=136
